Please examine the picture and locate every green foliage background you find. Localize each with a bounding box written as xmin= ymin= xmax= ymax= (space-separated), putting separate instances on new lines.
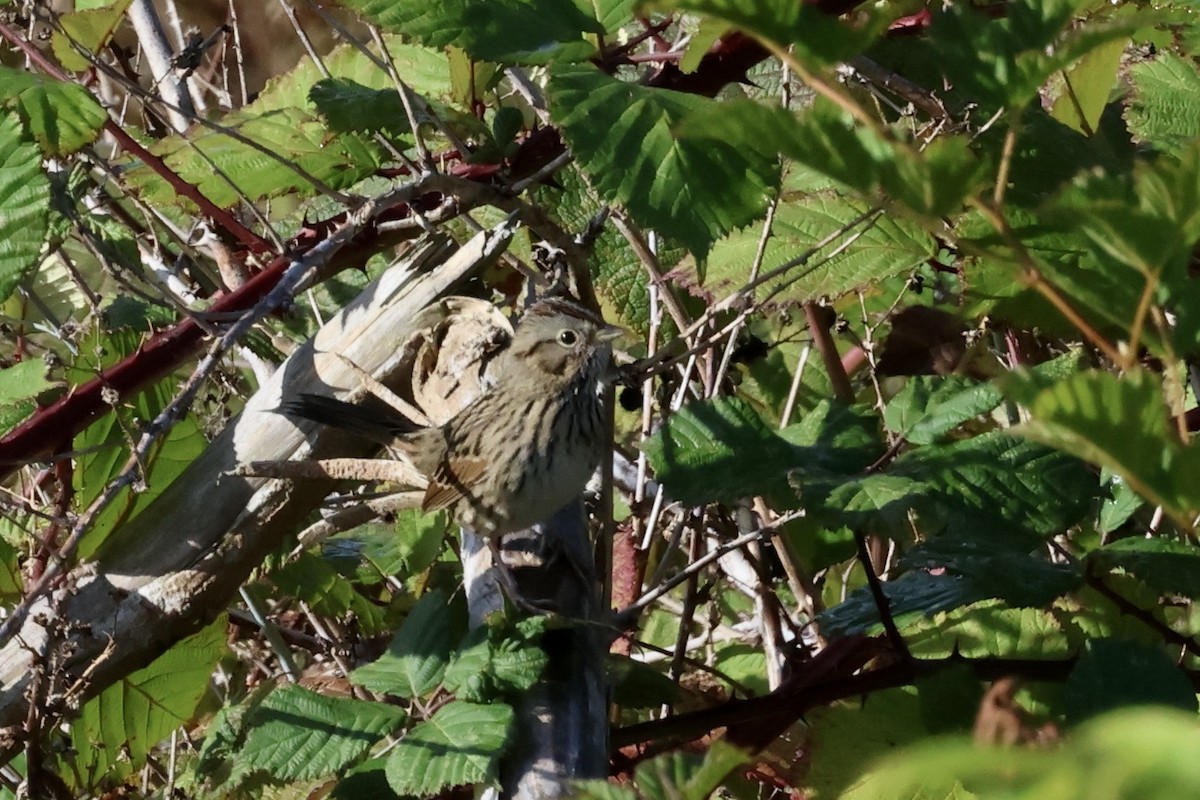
xmin=1 ymin=0 xmax=1199 ymax=797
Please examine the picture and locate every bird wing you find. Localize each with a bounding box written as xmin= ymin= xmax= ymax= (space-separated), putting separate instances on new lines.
xmin=281 ymin=393 xmax=417 ymax=443
xmin=421 ymin=457 xmax=487 ymax=513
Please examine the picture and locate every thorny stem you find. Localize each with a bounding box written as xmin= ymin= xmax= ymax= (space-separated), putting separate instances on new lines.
xmin=968 ymin=198 xmax=1124 ymax=365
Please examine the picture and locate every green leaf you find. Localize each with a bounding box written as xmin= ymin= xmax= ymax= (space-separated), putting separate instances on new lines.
xmin=855 ymin=707 xmax=1200 ymax=800
xmin=685 ymin=99 xmax=986 ymax=218
xmin=1089 ymin=538 xmax=1200 ymax=599
xmin=1004 ymin=368 xmax=1200 ymax=522
xmin=0 ymin=538 xmax=21 ymax=603
xmin=309 ymin=78 xmax=413 ymax=135
xmin=929 ymin=0 xmax=1147 ymax=112
xmin=802 ymin=433 xmax=1096 ymax=541
xmin=51 ymin=2 xmax=132 ymax=72
xmin=884 ymin=354 xmax=1082 ymax=445
xmin=443 ymin=618 xmax=549 ymax=701
xmin=1045 ymin=142 xmax=1200 ymax=351
xmin=241 ymin=685 xmax=405 ymax=781
xmin=0 ymin=113 xmax=50 ymax=303
xmin=71 ymin=619 xmax=225 ymax=781
xmin=608 ymin=654 xmax=681 ymax=708
xmin=1050 ymin=36 xmax=1126 ymax=134
xmin=344 ymin=509 xmax=448 ymax=586
xmin=258 ymin=38 xmax=454 ymax=113
xmin=331 ymin=760 xmax=395 ymax=799
xmin=579 ymin=740 xmax=747 ymax=800
xmin=547 ymin=64 xmax=778 ymax=255
xmin=1064 ymin=638 xmax=1197 ymax=724
xmin=904 ymin=602 xmax=1076 ymax=660
xmin=68 ymin=337 xmax=208 ymax=559
xmin=818 ymin=536 xmax=1080 ymax=638
xmin=712 ymin=644 xmax=768 ymax=696
xmin=903 ymin=534 xmax=1081 ymax=605
xmin=269 ymin=552 xmax=387 ymax=634
xmin=338 ymin=0 xmax=602 ymax=64
xmin=0 ymin=66 xmax=107 ymax=156
xmin=1127 ymin=53 xmax=1200 ymax=156
xmin=640 ymin=740 xmax=749 ymax=800
xmin=384 ymin=701 xmax=514 ymax=796
xmin=572 ymin=782 xmax=638 ymax=800
xmin=644 ymin=397 xmax=878 ymax=508
xmin=652 ymin=0 xmax=886 ymax=66
xmin=0 ymin=359 xmax=55 ymax=407
xmin=883 ymin=376 xmax=1004 ymax=446
xmin=804 ymin=688 xmax=931 ymax=800
xmin=126 ymin=107 xmax=384 ymax=208
xmin=645 ymin=396 xmax=798 ymax=506
xmin=695 ymin=190 xmax=933 ymax=303
xmin=351 ymin=588 xmax=459 ymax=698
xmin=1097 ymin=474 xmax=1144 ymax=534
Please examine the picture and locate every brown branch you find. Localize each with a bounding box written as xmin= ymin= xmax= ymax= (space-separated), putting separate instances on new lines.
xmin=612 ymin=639 xmax=1200 ymax=758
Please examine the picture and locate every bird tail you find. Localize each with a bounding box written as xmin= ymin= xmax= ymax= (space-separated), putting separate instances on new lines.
xmin=279 ymin=393 xmax=417 ymax=444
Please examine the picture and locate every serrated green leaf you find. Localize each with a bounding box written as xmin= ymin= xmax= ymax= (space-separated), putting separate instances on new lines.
xmin=548 ymin=64 xmax=777 ymax=256
xmin=69 ymin=335 xmax=208 ymax=559
xmin=904 ymin=602 xmax=1075 ymax=660
xmin=339 ymin=0 xmax=601 ymax=64
xmin=645 ymin=396 xmax=799 ymax=506
xmin=608 ymin=654 xmax=681 ymax=708
xmin=351 ymin=588 xmax=459 ymax=698
xmin=443 ymin=619 xmax=548 ymax=701
xmin=257 ymin=38 xmax=454 ymax=113
xmin=126 ymin=107 xmax=384 ymax=208
xmin=0 ymin=359 xmax=54 ymax=407
xmin=801 ymin=433 xmax=1096 ymax=541
xmin=855 ymin=708 xmax=1200 ymax=800
xmin=1004 ymin=368 xmax=1200 ymax=523
xmin=384 ymin=701 xmax=514 ymax=796
xmin=0 ymin=113 xmax=49 ymax=303
xmin=331 ymin=759 xmax=394 ymax=799
xmin=344 ymin=509 xmax=448 ymax=585
xmin=309 ymin=78 xmax=413 ymax=135
xmin=1064 ymin=638 xmax=1197 ymax=724
xmin=628 ymin=740 xmax=748 ymax=800
xmin=818 ymin=536 xmax=1080 ymax=638
xmin=0 ymin=66 xmax=107 ymax=156
xmin=1097 ymin=475 xmax=1144 ymax=534
xmin=1127 ymin=53 xmax=1200 ymax=156
xmin=682 ymin=99 xmax=987 ymax=219
xmin=0 ymin=538 xmax=20 ymax=603
xmin=883 ymin=375 xmax=1003 ymax=446
xmin=583 ymin=0 xmax=635 ymax=32
xmin=51 ymin=3 xmax=132 ymax=72
xmin=712 ymin=644 xmax=768 ymax=696
xmin=694 ymin=190 xmax=933 ymax=303
xmin=269 ymin=551 xmax=387 ymax=634
xmin=902 ymin=534 xmax=1080 ymax=604
xmin=1089 ymin=538 xmax=1200 ymax=599
xmin=572 ymin=781 xmax=638 ymax=800
xmin=1045 ymin=142 xmax=1200 ymax=352
xmin=644 ymin=397 xmax=877 ymax=508
xmin=653 ymin=0 xmax=886 ymax=66
xmin=884 ymin=353 xmax=1082 ymax=445
xmin=930 ymin=0 xmax=1147 ymax=112
xmin=1050 ymin=36 xmax=1126 ymax=134
xmin=241 ymin=685 xmax=405 ymax=781
xmin=71 ymin=619 xmax=225 ymax=781
xmin=805 ymin=688 xmax=931 ymax=800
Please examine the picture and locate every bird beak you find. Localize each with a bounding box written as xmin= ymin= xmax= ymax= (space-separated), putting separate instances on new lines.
xmin=598 ymin=324 xmax=632 ymax=344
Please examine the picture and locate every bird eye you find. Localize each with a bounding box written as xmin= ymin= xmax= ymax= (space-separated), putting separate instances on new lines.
xmin=557 ymin=329 xmax=579 ymax=347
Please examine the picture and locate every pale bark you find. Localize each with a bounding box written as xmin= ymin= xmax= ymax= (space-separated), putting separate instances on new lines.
xmin=0 ymin=226 xmax=512 ymax=758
